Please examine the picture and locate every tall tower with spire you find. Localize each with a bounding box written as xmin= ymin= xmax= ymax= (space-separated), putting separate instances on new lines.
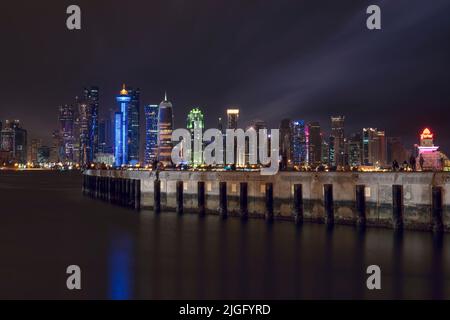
xmin=114 ymin=84 xmax=131 ymax=166
xmin=157 ymin=92 xmax=174 ymax=165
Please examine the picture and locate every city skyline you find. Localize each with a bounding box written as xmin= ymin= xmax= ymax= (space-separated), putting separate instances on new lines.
xmin=1 ymin=1 xmax=450 ymax=152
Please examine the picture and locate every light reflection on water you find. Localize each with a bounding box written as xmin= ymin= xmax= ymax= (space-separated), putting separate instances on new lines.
xmin=0 ymin=171 xmax=448 ymax=299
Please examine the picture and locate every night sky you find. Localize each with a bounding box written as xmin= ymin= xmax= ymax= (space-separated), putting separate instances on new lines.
xmin=1 ymin=0 xmax=450 ymax=152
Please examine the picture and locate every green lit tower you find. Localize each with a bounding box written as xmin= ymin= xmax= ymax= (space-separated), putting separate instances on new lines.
xmin=186 ymin=108 xmax=205 ymax=166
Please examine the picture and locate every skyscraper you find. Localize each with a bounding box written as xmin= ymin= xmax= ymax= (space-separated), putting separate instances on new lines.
xmin=83 ymin=86 xmax=99 ymax=161
xmin=144 ymin=104 xmax=159 ymax=165
xmin=157 ymin=93 xmax=174 ymax=165
xmin=187 ymin=108 xmax=205 ymax=166
xmin=115 ymin=84 xmax=132 ymax=166
xmin=348 ymin=132 xmax=362 ymax=167
xmin=227 ymin=109 xmax=239 ymax=129
xmin=0 ymin=120 xmax=27 ymax=164
xmin=59 ymin=104 xmax=75 ymax=162
xmin=279 ymin=119 xmax=293 ymax=170
xmin=362 ymin=128 xmax=386 ymax=166
xmin=307 ymin=121 xmax=322 ymax=167
xmin=28 ymin=138 xmax=42 ymax=164
xmin=330 ymin=116 xmax=345 ymax=167
xmin=292 ymin=120 xmax=308 ymax=166
xmin=127 ymin=87 xmax=140 ymax=164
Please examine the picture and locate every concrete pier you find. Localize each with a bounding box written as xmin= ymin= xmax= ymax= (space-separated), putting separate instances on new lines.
xmin=82 ymin=170 xmax=450 ymax=232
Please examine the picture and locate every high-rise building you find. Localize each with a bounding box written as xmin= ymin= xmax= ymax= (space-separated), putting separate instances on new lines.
xmin=187 ymin=108 xmax=205 ymax=166
xmin=227 ymin=109 xmax=239 ymax=129
xmin=292 ymin=120 xmax=308 ymax=166
xmin=0 ymin=120 xmax=27 ymax=164
xmin=348 ymin=133 xmax=362 ymax=167
xmin=307 ymin=122 xmax=321 ymax=166
xmin=144 ymin=104 xmax=159 ymax=165
xmin=127 ymin=87 xmax=140 ymax=164
xmin=37 ymin=146 xmax=50 ymax=163
xmin=59 ymin=104 xmax=75 ymax=162
xmin=50 ymin=130 xmax=62 ymax=163
xmin=245 ymin=119 xmax=267 ymax=166
xmin=83 ymin=86 xmax=99 ymax=161
xmin=157 ymin=92 xmax=174 ymax=165
xmin=362 ymin=128 xmax=386 ymax=166
xmin=387 ymin=137 xmax=409 ymax=164
xmin=114 ymin=84 xmax=132 ymax=166
xmin=28 ymin=138 xmax=42 ymax=163
xmin=279 ymin=119 xmax=293 ymax=170
xmin=321 ymin=138 xmax=329 ymax=165
xmin=330 ymin=116 xmax=345 ymax=167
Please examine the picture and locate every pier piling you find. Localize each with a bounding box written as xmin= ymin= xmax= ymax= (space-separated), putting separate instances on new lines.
xmin=265 ymin=183 xmax=274 ymax=222
xmin=294 ymin=184 xmax=303 ymax=225
xmin=392 ymin=185 xmax=403 ymax=230
xmin=432 ymin=186 xmax=443 ymax=233
xmin=324 ymin=184 xmax=334 ymax=225
xmin=356 ymin=185 xmax=366 ymax=228
xmin=240 ymin=182 xmax=248 ymax=219
xmin=219 ymin=182 xmax=227 ymax=218
xmin=176 ymin=181 xmax=184 ymax=215
xmin=198 ymin=182 xmax=205 ymax=216
xmin=154 ymin=179 xmax=161 ymax=214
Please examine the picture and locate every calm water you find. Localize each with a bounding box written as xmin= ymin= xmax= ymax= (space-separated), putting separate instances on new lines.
xmin=0 ymin=171 xmax=449 ymax=299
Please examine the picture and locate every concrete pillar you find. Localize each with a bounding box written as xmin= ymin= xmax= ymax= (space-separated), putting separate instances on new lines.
xmin=198 ymin=181 xmax=205 ymax=216
xmin=392 ymin=185 xmax=403 ymax=230
xmin=219 ymin=182 xmax=227 ymax=218
xmin=95 ymin=176 xmax=100 ymax=199
xmin=432 ymin=186 xmax=443 ymax=233
xmin=129 ymin=179 xmax=135 ymax=208
xmin=176 ymin=181 xmax=184 ymax=215
xmin=240 ymin=182 xmax=248 ymax=219
xmin=294 ymin=184 xmax=303 ymax=225
xmin=121 ymin=178 xmax=126 ymax=206
xmin=324 ymin=184 xmax=334 ymax=225
xmin=107 ymin=177 xmax=112 ymax=202
xmin=265 ymin=183 xmax=274 ymax=222
xmin=356 ymin=185 xmax=366 ymax=228
xmin=154 ymin=179 xmax=161 ymax=214
xmin=82 ymin=174 xmax=86 ymax=194
xmin=134 ymin=179 xmax=141 ymax=210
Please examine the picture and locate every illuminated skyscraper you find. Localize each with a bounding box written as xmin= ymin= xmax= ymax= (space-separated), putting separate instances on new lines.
xmin=187 ymin=108 xmax=205 ymax=165
xmin=58 ymin=104 xmax=75 ymax=162
xmin=330 ymin=116 xmax=345 ymax=167
xmin=28 ymin=138 xmax=42 ymax=164
xmin=362 ymin=128 xmax=386 ymax=166
xmin=83 ymin=86 xmax=99 ymax=161
xmin=348 ymin=133 xmax=362 ymax=167
xmin=292 ymin=120 xmax=307 ymax=166
xmin=0 ymin=120 xmax=27 ymax=164
xmin=127 ymin=87 xmax=140 ymax=165
xmin=279 ymin=119 xmax=293 ymax=170
xmin=227 ymin=109 xmax=239 ymax=129
xmin=115 ymin=84 xmax=132 ymax=166
xmin=157 ymin=92 xmax=174 ymax=165
xmin=307 ymin=121 xmax=321 ymax=166
xmin=145 ymin=104 xmax=159 ymax=165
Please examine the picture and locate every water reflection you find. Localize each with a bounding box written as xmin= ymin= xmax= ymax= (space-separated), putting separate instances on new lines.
xmin=108 ymin=232 xmax=134 ymax=300
xmin=0 ymin=172 xmax=449 ymax=299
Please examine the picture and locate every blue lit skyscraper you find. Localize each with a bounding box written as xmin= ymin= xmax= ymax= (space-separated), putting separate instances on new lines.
xmin=115 ymin=84 xmax=131 ymax=166
xmin=292 ymin=120 xmax=308 ymax=166
xmin=145 ymin=104 xmax=159 ymax=165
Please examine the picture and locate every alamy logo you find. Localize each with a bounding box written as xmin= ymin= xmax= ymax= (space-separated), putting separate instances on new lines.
xmin=171 ymin=128 xmax=280 ymax=175
xmin=66 ymin=265 xmax=81 ymax=290
xmin=66 ymin=5 xmax=81 ymax=30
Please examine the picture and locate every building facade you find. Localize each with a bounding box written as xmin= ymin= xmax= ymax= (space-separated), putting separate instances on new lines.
xmin=145 ymin=104 xmax=159 ymax=165
xmin=157 ymin=93 xmax=174 ymax=166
